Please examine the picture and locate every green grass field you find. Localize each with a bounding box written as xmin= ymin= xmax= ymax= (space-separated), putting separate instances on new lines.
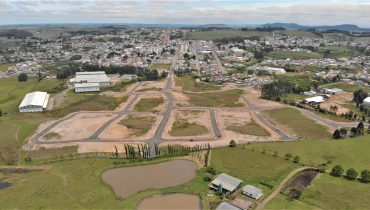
xmin=281 ymin=93 xmax=307 ymax=102
xmin=275 ymin=30 xmax=320 ymax=38
xmin=119 ymin=115 xmax=156 ymax=137
xmin=150 ymin=63 xmax=171 ymax=70
xmin=186 ymin=30 xmax=270 ymax=40
xmin=318 ymin=46 xmax=362 ymax=59
xmin=301 ymin=173 xmax=370 ymax=209
xmin=133 ymin=97 xmax=165 ymax=112
xmin=169 ymin=120 xmax=208 ymax=137
xmin=22 ymin=146 xmax=78 ymax=160
xmin=262 ymin=108 xmax=332 ymax=139
xmin=321 ymin=82 xmax=359 ymax=93
xmin=0 ymin=63 xmax=16 ymax=72
xmin=268 ymin=51 xmax=323 ymax=60
xmin=187 ymin=89 xmax=244 ymax=107
xmin=0 ymin=78 xmax=63 ymax=113
xmin=0 ymin=122 xmax=20 ymax=164
xmin=265 ymin=194 xmax=322 ymax=210
xmin=175 ymin=76 xmax=221 ymax=92
xmin=227 ymin=122 xmax=270 ymax=136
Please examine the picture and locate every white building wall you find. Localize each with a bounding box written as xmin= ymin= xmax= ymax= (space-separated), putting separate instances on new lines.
xmin=75 ymin=86 xmax=100 ymax=93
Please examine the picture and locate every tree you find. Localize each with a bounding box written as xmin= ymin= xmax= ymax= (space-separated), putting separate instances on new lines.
xmin=285 ymin=153 xmax=292 ymax=160
xmin=360 ymin=170 xmax=370 ymax=183
xmin=331 ymin=165 xmax=344 ymax=177
xmin=346 ymin=168 xmax=358 ymax=180
xmin=333 ymin=129 xmax=341 ymax=139
xmin=293 ymin=156 xmax=300 ymax=163
xmin=229 ymin=140 xmax=236 ymax=147
xmin=339 ymin=128 xmax=348 ymax=138
xmin=18 ymin=73 xmax=28 ymax=82
xmin=357 ymin=122 xmax=364 ymax=134
xmin=353 ymin=89 xmax=368 ymax=104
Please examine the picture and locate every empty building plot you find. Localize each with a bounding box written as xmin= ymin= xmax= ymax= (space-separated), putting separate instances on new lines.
xmin=19 ymin=91 xmax=50 ymax=112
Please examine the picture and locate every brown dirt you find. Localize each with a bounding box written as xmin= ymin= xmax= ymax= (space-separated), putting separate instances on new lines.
xmin=99 ymin=114 xmax=163 ymax=140
xmin=39 ymin=113 xmax=116 ymax=141
xmin=319 ymin=92 xmax=353 ymax=115
xmin=171 ymin=91 xmax=190 ymax=107
xmin=216 ymin=109 xmax=279 ymax=144
xmin=129 ymin=94 xmax=167 ymax=113
xmin=248 ymin=95 xmax=283 ymax=108
xmin=135 ymin=81 xmax=166 ymax=93
xmin=114 ymin=94 xmax=137 ymax=111
xmin=282 ymin=170 xmax=318 ymax=197
xmin=162 ymin=109 xmax=214 ymax=139
xmin=107 ymin=74 xmax=122 ymax=85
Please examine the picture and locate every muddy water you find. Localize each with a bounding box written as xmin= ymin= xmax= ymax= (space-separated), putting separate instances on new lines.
xmin=102 ymin=160 xmax=197 ymax=198
xmin=137 ymin=194 xmax=202 ymax=210
xmin=0 ymin=182 xmax=10 ymax=190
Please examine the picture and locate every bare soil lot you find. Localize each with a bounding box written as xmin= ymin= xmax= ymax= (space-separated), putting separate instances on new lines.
xmin=319 ymin=92 xmax=352 ymax=115
xmin=135 ymin=81 xmax=166 ymax=93
xmin=283 ymin=170 xmax=318 ymax=199
xmin=216 ymin=110 xmax=278 ymax=143
xmin=99 ymin=114 xmax=162 ymax=140
xmin=171 ymin=91 xmax=190 ymax=107
xmin=40 ymin=113 xmax=116 ymax=141
xmin=163 ymin=110 xmax=213 ymax=139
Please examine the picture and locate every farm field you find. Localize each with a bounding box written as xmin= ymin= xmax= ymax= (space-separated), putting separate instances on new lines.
xmin=175 ymin=76 xmax=221 ymax=92
xmin=301 ymin=173 xmax=370 ymax=209
xmin=187 ymin=89 xmax=244 ymax=107
xmin=268 ymin=51 xmax=323 ymax=60
xmin=261 ymin=108 xmax=332 ymax=139
xmin=0 ymin=77 xmax=63 ymax=113
xmin=186 ymin=30 xmax=271 ymax=40
xmin=243 ymin=135 xmax=370 ymax=172
xmin=150 ymin=63 xmax=171 ymax=70
xmin=321 ymin=82 xmax=359 ymax=93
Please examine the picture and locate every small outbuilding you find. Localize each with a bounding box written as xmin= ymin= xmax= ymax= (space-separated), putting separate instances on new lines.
xmin=363 ymin=97 xmax=370 ymax=107
xmin=19 ymin=91 xmax=50 ymax=112
xmin=210 ymin=173 xmax=243 ymax=195
xmin=74 ymin=83 xmax=100 ymax=93
xmin=121 ymin=74 xmax=138 ymax=80
xmin=242 ymin=185 xmax=263 ymax=200
xmin=323 ymin=88 xmax=343 ymax=95
xmin=303 ymin=96 xmax=325 ymax=104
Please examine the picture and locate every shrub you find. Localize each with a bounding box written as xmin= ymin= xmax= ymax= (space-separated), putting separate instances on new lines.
xmin=361 ymin=170 xmax=370 ymax=183
xmin=331 ymin=165 xmax=344 ymax=177
xmin=285 ymin=153 xmax=292 ymax=160
xmin=293 ymin=156 xmax=300 ymax=163
xmin=229 ymin=140 xmax=236 ymax=147
xmin=319 ymin=166 xmax=327 ymax=173
xmin=346 ymin=168 xmax=358 ymax=180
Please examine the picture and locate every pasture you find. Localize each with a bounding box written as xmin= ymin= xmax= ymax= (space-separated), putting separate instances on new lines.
xmin=261 ymin=108 xmax=332 ymax=139
xmin=187 ymin=89 xmax=244 ymax=107
xmin=185 ymin=30 xmax=271 ymax=40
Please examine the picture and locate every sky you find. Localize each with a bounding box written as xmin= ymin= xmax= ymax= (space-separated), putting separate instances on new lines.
xmin=0 ymin=0 xmax=370 ymax=27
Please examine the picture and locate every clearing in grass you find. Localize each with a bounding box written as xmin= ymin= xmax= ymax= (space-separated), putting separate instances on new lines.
xmin=133 ymin=97 xmax=165 ymax=112
xmin=119 ymin=115 xmax=156 ymax=137
xmin=187 ymin=89 xmax=244 ymax=107
xmin=0 ymin=122 xmax=19 ymax=164
xmin=262 ymin=108 xmax=332 ymax=139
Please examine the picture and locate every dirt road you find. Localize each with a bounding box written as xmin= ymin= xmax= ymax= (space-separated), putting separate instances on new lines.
xmin=256 ymin=167 xmax=313 ymax=210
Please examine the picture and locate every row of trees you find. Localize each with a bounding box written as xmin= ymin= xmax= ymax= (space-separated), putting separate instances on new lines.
xmin=333 ymin=122 xmax=368 ymax=139
xmin=331 ymin=165 xmax=370 ymax=182
xmin=261 ymin=80 xmax=296 ymax=99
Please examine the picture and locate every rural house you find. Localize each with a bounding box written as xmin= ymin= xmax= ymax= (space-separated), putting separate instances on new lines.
xmin=210 ymin=173 xmax=243 ymax=195
xmin=242 ymin=185 xmax=263 ymax=200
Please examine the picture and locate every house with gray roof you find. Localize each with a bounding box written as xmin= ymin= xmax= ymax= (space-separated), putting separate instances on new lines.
xmin=242 ymin=185 xmax=263 ymax=200
xmin=210 ymin=173 xmax=243 ymax=195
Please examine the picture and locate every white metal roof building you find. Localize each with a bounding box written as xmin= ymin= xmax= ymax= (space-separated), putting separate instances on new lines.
xmin=363 ymin=97 xmax=370 ymax=107
xmin=70 ymin=71 xmax=110 ymax=86
xmin=19 ymin=91 xmax=50 ymax=112
xmin=242 ymin=185 xmax=263 ymax=200
xmin=121 ymin=74 xmax=137 ymax=80
xmin=75 ymin=83 xmax=100 ymax=93
xmin=210 ymin=173 xmax=243 ymax=195
xmin=303 ymin=96 xmax=325 ymax=104
xmin=323 ymin=88 xmax=343 ymax=95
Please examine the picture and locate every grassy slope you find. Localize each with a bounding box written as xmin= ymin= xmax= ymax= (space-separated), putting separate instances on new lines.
xmin=0 ymin=122 xmax=19 ymax=163
xmin=321 ymin=82 xmax=359 ymax=93
xmin=133 ymin=97 xmax=164 ymax=112
xmin=262 ymin=108 xmax=332 ymax=139
xmin=0 ymin=63 xmax=16 ymax=72
xmin=268 ymin=51 xmax=323 ymax=60
xmin=186 ymin=30 xmax=270 ymax=40
xmin=318 ymin=46 xmax=362 ymax=59
xmin=188 ymin=89 xmax=244 ymax=107
xmin=244 ymin=135 xmax=370 ymax=172
xmin=301 ymin=173 xmax=370 ymax=209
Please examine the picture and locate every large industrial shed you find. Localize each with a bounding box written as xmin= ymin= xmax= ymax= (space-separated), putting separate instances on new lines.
xmin=18 ymin=91 xmax=50 ymax=112
xmin=210 ymin=173 xmax=243 ymax=195
xmin=70 ymin=71 xmax=110 ymax=86
xmin=74 ymin=83 xmax=100 ymax=93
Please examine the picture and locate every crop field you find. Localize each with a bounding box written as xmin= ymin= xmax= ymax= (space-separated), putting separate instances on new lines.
xmin=119 ymin=115 xmax=156 ymax=137
xmin=150 ymin=63 xmax=171 ymax=70
xmin=186 ymin=30 xmax=271 ymax=40
xmin=133 ymin=97 xmax=165 ymax=112
xmin=321 ymin=82 xmax=359 ymax=93
xmin=227 ymin=123 xmax=270 ymax=136
xmin=0 ymin=78 xmax=63 ymax=113
xmin=262 ymin=108 xmax=332 ymax=139
xmin=275 ymin=30 xmax=320 ymax=38
xmin=268 ymin=51 xmax=323 ymax=60
xmin=175 ymin=76 xmax=221 ymax=92
xmin=187 ymin=89 xmax=244 ymax=107
xmin=301 ymin=173 xmax=370 ymax=209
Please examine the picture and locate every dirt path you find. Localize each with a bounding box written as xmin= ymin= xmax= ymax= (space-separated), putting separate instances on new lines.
xmin=256 ymin=167 xmax=313 ymax=210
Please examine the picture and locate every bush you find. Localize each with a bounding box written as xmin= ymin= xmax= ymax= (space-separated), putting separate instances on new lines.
xmin=361 ymin=169 xmax=370 ymax=183
xmin=206 ymin=167 xmax=217 ymax=175
xmin=331 ymin=165 xmax=344 ymax=177
xmin=273 ymin=151 xmax=278 ymax=157
xmin=319 ymin=166 xmax=327 ymax=173
xmin=293 ymin=156 xmax=300 ymax=163
xmin=204 ymin=175 xmax=212 ymax=181
xmin=346 ymin=168 xmax=358 ymax=180
xmin=229 ymin=140 xmax=236 ymax=147
xmin=285 ymin=153 xmax=292 ymax=160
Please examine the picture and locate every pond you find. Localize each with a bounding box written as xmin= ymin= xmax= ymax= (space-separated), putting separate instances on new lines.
xmin=102 ymin=160 xmax=197 ymax=198
xmin=137 ymin=193 xmax=202 ymax=210
xmin=0 ymin=182 xmax=11 ymax=190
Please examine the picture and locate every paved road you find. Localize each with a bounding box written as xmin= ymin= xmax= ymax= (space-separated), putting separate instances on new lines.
xmin=256 ymin=167 xmax=314 ymax=210
xmin=241 ymin=95 xmax=293 ymax=141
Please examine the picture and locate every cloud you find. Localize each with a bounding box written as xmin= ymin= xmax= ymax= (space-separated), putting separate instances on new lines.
xmin=59 ymin=0 xmax=85 ymax=5
xmin=10 ymin=0 xmax=38 ymax=6
xmin=40 ymin=0 xmax=57 ymax=4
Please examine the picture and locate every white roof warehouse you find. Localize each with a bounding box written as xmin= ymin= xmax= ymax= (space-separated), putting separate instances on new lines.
xmin=19 ymin=91 xmax=50 ymax=112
